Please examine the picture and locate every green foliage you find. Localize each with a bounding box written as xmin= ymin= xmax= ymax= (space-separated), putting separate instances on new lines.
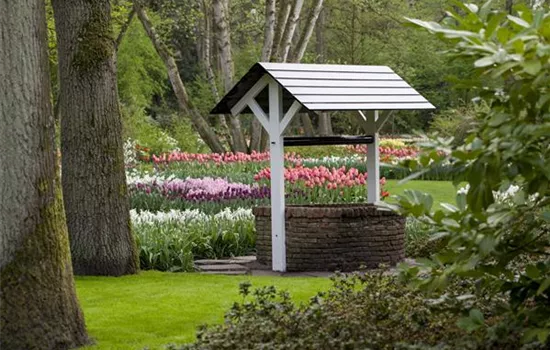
xmin=134 ymin=213 xmax=255 ymax=272
xmin=430 ymin=105 xmax=480 ymax=145
xmin=170 ymin=119 xmax=208 ymax=153
xmin=388 ymin=3 xmax=550 ymax=345
xmin=122 ymin=106 xmax=179 ymax=155
xmin=177 ymin=272 xmax=529 ymax=349
xmin=117 ymin=20 xmax=167 ymax=109
xmin=404 ymin=218 xmax=447 ymax=258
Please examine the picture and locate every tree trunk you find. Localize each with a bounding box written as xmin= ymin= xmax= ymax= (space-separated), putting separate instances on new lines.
xmin=315 ymin=6 xmax=332 ymax=136
xmin=271 ymin=0 xmax=292 ymax=61
xmin=261 ymin=0 xmax=277 ymax=61
xmin=318 ymin=112 xmax=333 ymax=135
xmin=506 ymin=0 xmax=514 ymax=13
xmin=200 ymin=0 xmax=230 ymax=136
xmin=53 ymin=0 xmax=138 ymax=276
xmin=212 ymin=0 xmax=248 ymax=153
xmin=279 ymin=0 xmax=305 ymax=62
xmin=136 ymin=5 xmax=225 ymax=153
xmin=0 ymin=0 xmax=89 ymax=347
xmin=301 ymin=113 xmax=316 ymax=136
xmin=290 ymin=0 xmax=324 ymax=63
xmin=250 ymin=0 xmax=277 ymax=152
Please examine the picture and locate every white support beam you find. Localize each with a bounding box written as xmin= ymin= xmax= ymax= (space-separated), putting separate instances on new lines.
xmin=279 ymin=100 xmax=302 ymax=135
xmin=230 ymin=75 xmax=270 ymax=116
xmin=247 ymin=99 xmax=270 ymax=131
xmin=269 ymin=80 xmax=286 ymax=272
xmin=364 ymin=110 xmax=380 ymax=204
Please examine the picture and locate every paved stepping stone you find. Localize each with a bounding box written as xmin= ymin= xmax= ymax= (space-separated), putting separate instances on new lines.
xmin=195 ymin=258 xmax=255 ymax=266
xmin=196 ymin=263 xmax=249 ymax=275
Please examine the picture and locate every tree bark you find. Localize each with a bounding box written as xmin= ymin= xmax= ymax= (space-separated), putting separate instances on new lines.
xmin=200 ymin=0 xmax=230 ymax=135
xmin=290 ymin=0 xmax=324 ymax=63
xmin=249 ymin=0 xmax=277 ymax=152
xmin=0 ymin=0 xmax=89 ymax=347
xmin=212 ymin=0 xmax=248 ymax=153
xmin=271 ymin=0 xmax=292 ymax=61
xmin=506 ymin=0 xmax=514 ymax=13
xmin=315 ymin=6 xmax=332 ymax=136
xmin=279 ymin=0 xmax=305 ymax=62
xmin=261 ymin=0 xmax=277 ymax=61
xmin=136 ymin=5 xmax=225 ymax=153
xmin=53 ymin=0 xmax=138 ymax=276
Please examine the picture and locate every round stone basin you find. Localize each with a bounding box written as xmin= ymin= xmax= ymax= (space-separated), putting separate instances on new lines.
xmin=253 ymin=204 xmax=405 ymax=272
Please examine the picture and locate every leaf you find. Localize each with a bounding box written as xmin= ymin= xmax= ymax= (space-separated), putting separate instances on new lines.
xmin=475 ymin=56 xmax=495 ymax=67
xmin=440 ymin=203 xmax=459 ymax=213
xmin=442 ymin=218 xmax=460 ymax=229
xmin=507 ymin=15 xmax=530 ymax=28
xmin=523 ymin=60 xmax=542 ymax=75
xmin=457 ymin=308 xmax=484 ymax=332
xmin=537 ymin=278 xmax=550 ymax=295
xmin=526 ymin=265 xmax=540 ymax=279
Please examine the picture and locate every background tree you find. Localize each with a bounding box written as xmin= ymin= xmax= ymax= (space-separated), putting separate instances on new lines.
xmin=0 ymin=0 xmax=89 ymax=347
xmin=52 ymin=0 xmax=139 ymax=275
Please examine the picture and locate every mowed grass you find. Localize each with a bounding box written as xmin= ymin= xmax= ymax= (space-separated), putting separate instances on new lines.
xmin=76 ymin=271 xmax=332 ymax=350
xmin=76 ymin=181 xmax=458 ymax=349
xmin=385 ymin=180 xmax=458 ymax=208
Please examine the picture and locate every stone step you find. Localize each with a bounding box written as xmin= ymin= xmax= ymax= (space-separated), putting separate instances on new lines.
xmin=195 ymin=256 xmax=256 ymax=266
xmin=196 ymin=263 xmax=249 ymax=272
xmin=201 ymin=270 xmax=249 ymax=275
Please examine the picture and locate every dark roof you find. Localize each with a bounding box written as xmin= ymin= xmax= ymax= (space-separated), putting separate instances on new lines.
xmin=211 ymin=62 xmax=435 ymax=115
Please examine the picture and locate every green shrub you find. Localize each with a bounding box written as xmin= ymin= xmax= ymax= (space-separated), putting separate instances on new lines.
xmin=122 ymin=105 xmax=179 ymax=155
xmin=174 ymin=272 xmax=531 ymax=349
xmin=429 ymin=105 xmax=479 ymax=145
xmin=405 ymin=218 xmax=446 ymax=258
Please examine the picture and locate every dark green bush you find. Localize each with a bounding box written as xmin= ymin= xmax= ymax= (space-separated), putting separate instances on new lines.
xmin=172 ymin=272 xmax=537 ymax=350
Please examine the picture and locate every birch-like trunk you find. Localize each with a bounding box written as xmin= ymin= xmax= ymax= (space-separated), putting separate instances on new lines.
xmin=136 ymin=5 xmax=225 ymax=153
xmin=0 ymin=0 xmax=89 ymax=347
xmin=212 ymin=0 xmax=247 ymax=153
xmin=200 ymin=0 xmax=230 ymax=134
xmin=250 ymin=0 xmax=277 ymax=152
xmin=271 ymin=0 xmax=292 ymax=61
xmin=290 ymin=0 xmax=324 ymax=63
xmin=279 ymin=0 xmax=305 ymax=62
xmin=53 ymin=0 xmax=138 ymax=276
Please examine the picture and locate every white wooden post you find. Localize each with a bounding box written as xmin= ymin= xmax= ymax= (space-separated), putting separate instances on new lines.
xmin=366 ymin=110 xmax=380 ymax=203
xmin=269 ymin=80 xmax=286 ymax=272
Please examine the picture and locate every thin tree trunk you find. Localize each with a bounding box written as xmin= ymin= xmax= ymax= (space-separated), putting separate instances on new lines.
xmin=212 ymin=0 xmax=247 ymax=153
xmin=261 ymin=0 xmax=277 ymax=61
xmin=271 ymin=0 xmax=292 ymax=61
xmin=200 ymin=0 xmax=230 ymax=134
xmin=115 ymin=8 xmax=134 ymax=50
xmin=301 ymin=113 xmax=316 ymax=136
xmin=250 ymin=0 xmax=277 ymax=152
xmin=279 ymin=0 xmax=305 ymax=62
xmin=315 ymin=6 xmax=332 ymax=136
xmin=318 ymin=112 xmax=333 ymax=135
xmin=136 ymin=5 xmax=225 ymax=153
xmin=506 ymin=0 xmax=514 ymax=13
xmin=290 ymin=0 xmax=324 ymax=63
xmin=0 ymin=0 xmax=89 ymax=347
xmin=53 ymin=0 xmax=139 ymax=276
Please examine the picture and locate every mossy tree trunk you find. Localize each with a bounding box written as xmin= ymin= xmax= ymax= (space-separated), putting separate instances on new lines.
xmin=0 ymin=0 xmax=89 ymax=348
xmin=52 ymin=0 xmax=138 ymax=276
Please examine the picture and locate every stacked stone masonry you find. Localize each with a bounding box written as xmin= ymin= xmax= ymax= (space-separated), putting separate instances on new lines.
xmin=253 ymin=204 xmax=405 ymax=272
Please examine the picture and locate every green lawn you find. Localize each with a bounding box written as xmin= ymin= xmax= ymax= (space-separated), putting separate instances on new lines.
xmin=385 ymin=180 xmax=458 ymax=207
xmin=76 ymin=180 xmax=458 ymax=349
xmin=76 ymin=271 xmax=331 ymax=350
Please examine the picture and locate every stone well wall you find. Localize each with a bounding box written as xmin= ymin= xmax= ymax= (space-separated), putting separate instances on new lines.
xmin=253 ymin=204 xmax=405 ymax=272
